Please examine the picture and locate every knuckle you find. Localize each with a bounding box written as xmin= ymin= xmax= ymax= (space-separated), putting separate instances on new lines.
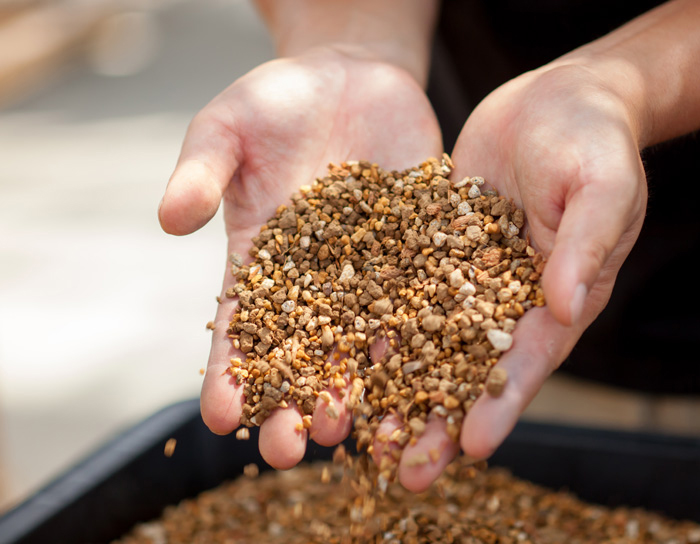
xmin=582 ymin=238 xmax=609 ymax=273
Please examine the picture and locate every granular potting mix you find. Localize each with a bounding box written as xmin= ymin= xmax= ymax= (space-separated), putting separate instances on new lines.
xmin=227 ymin=154 xmax=543 ymax=472
xmin=117 ymin=157 xmax=700 ymax=542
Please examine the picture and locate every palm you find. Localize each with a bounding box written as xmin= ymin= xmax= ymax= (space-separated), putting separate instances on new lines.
xmin=213 ymin=50 xmax=442 ymax=254
xmin=451 ymin=64 xmax=647 ymax=459
xmin=163 ymin=49 xmax=442 ymax=470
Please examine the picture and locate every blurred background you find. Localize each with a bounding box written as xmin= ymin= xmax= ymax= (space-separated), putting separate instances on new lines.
xmin=1 ymin=0 xmax=699 ymax=514
xmin=0 ymin=0 xmax=274 ymax=510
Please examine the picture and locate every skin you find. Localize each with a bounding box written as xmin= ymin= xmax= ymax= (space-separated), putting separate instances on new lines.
xmin=456 ymin=0 xmax=700 ymax=463
xmin=160 ymin=0 xmax=700 ymax=491
xmin=454 ymin=63 xmax=647 ymax=460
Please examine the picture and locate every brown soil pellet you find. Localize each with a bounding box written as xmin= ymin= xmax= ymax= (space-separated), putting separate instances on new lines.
xmin=116 ymin=454 xmax=700 ymax=544
xmin=163 ymin=438 xmax=176 ymax=458
xmin=224 ymin=155 xmax=547 ymax=480
xmin=235 ymin=427 xmax=250 ymax=441
xmin=486 ymin=367 xmax=508 ymax=397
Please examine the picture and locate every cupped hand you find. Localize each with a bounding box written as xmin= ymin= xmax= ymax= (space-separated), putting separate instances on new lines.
xmin=158 ymin=46 xmax=442 ymax=470
xmin=451 ymin=62 xmax=648 ymax=460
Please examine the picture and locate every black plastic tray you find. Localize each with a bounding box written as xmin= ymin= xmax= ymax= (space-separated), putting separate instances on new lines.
xmin=2 ymin=398 xmax=700 ymax=544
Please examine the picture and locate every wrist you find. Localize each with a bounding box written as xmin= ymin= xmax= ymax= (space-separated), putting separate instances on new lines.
xmin=284 ymin=41 xmax=431 ymax=87
xmin=284 ymin=40 xmax=430 ymax=87
xmin=255 ymin=0 xmax=438 ymax=87
xmin=544 ymin=53 xmax=650 ymax=149
xmin=546 ymin=0 xmax=700 ymax=149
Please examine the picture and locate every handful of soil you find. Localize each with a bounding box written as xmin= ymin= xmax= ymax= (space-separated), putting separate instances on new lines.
xmin=225 ymin=155 xmax=545 ymax=476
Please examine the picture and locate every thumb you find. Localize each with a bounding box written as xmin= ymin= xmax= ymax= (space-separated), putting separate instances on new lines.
xmin=542 ymin=161 xmax=645 ymax=326
xmin=159 ymin=112 xmax=240 ymax=235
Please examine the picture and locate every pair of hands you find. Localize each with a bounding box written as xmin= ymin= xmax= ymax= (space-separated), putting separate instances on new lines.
xmin=158 ymin=45 xmax=647 ymax=492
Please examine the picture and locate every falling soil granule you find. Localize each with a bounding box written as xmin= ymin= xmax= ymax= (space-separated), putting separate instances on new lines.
xmin=163 ymin=438 xmax=176 ymax=458
xmin=243 ymin=463 xmax=259 ymax=478
xmin=224 ymin=155 xmax=546 ymax=479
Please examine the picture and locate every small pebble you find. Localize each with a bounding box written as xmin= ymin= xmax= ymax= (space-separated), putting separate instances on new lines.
xmin=339 ymin=264 xmax=355 ymax=282
xmin=432 ymin=232 xmax=447 ymax=247
xmin=235 ymin=427 xmax=250 ymax=441
xmin=448 ymin=269 xmax=465 ymax=288
xmin=487 ymin=329 xmax=514 ymax=352
xmin=457 ymin=201 xmax=472 ymax=215
xmin=459 ymin=281 xmax=476 ymax=297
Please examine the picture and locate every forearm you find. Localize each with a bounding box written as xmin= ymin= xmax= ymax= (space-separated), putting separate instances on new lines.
xmin=254 ymin=0 xmax=439 ymax=86
xmin=556 ymin=0 xmax=700 ymax=148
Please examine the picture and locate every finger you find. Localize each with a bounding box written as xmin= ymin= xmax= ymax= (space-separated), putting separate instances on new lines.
xmin=366 ymin=333 xmax=410 ymax=473
xmin=258 ymin=401 xmax=308 ymax=470
xmin=203 ymin=247 xmax=308 ymax=468
xmin=311 ymin=329 xmax=397 ymax=448
xmin=542 ymin=161 xmax=645 ymax=326
xmin=200 ymin=256 xmax=245 ymax=435
xmin=159 ymin=111 xmax=240 ymax=235
xmin=371 ymin=414 xmax=403 ymax=469
xmin=398 ymin=415 xmax=460 ymax=493
xmin=460 ymin=305 xmax=584 ymax=460
xmin=310 ymin=374 xmax=353 ymax=447
xmin=369 ymin=328 xmax=461 ymax=492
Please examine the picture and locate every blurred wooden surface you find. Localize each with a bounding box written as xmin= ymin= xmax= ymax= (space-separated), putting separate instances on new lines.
xmin=0 ymin=0 xmax=39 ymax=24
xmin=0 ymin=0 xmax=118 ymax=106
xmin=526 ymin=373 xmax=700 ymax=436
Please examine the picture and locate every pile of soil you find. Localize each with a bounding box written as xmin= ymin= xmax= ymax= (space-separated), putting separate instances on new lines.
xmin=116 ymin=452 xmax=700 ymax=544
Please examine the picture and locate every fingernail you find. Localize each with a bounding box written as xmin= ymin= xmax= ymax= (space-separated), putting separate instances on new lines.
xmin=570 ymin=283 xmax=587 ymax=325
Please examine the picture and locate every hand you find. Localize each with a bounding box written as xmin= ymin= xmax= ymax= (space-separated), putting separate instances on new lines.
xmin=451 ymin=63 xmax=647 ymax=460
xmin=158 ymin=46 xmax=442 ymax=470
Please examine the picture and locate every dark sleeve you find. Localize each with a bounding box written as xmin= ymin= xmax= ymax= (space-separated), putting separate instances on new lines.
xmin=426 ymin=0 xmax=700 ymax=394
